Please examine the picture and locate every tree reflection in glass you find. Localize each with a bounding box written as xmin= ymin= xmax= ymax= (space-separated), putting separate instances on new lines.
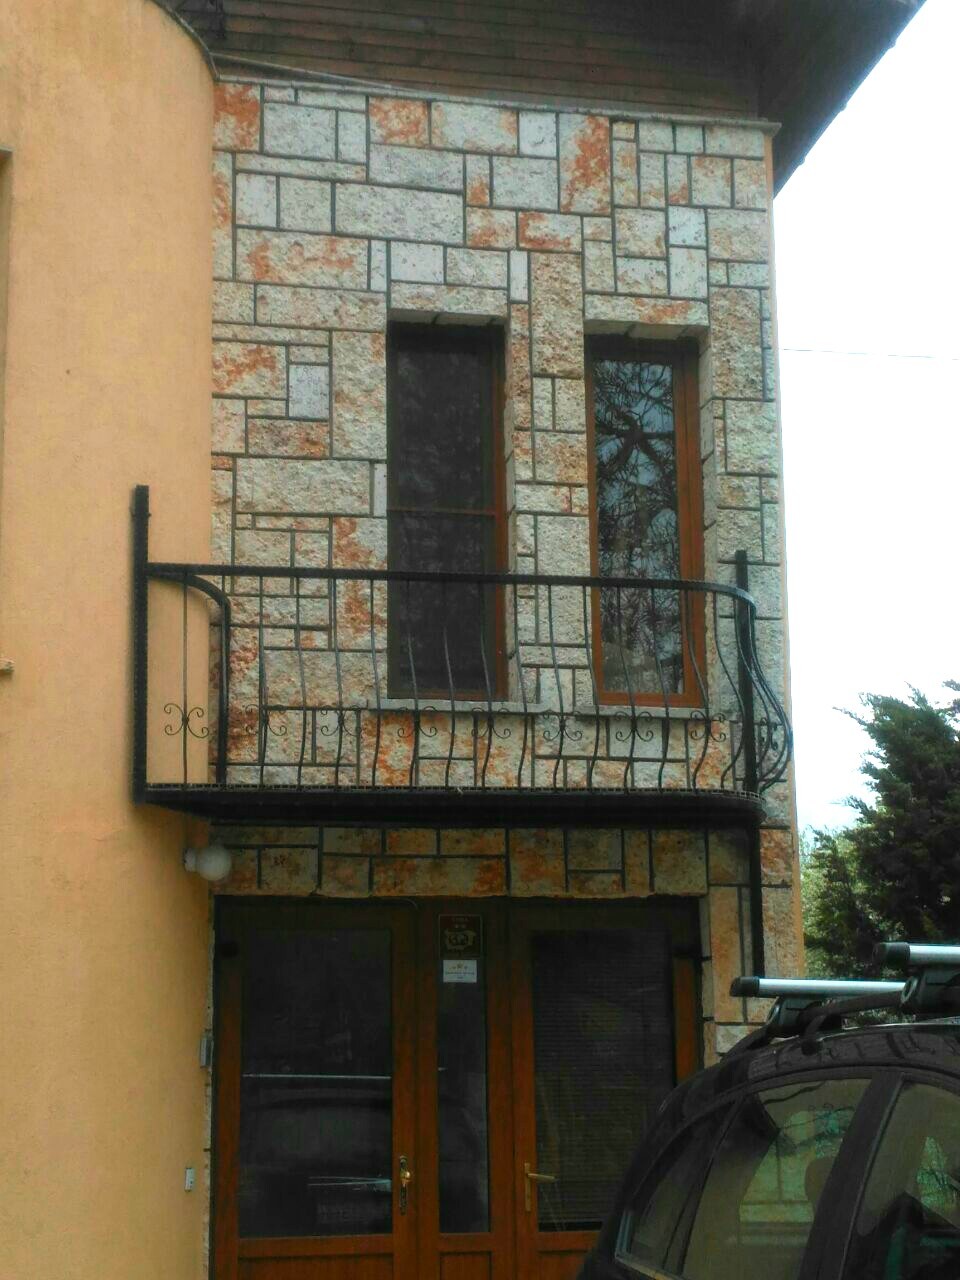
xmin=593 ymin=356 xmax=683 ymax=695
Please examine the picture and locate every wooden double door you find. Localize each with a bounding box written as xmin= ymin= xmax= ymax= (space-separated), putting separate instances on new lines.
xmin=213 ymin=899 xmax=700 ymax=1280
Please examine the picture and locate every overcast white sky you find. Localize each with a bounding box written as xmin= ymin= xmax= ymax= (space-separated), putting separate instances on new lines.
xmin=774 ymin=0 xmax=960 ymax=832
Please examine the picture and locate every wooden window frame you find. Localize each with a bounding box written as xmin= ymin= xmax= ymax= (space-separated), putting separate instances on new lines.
xmin=386 ymin=322 xmax=508 ymax=701
xmin=585 ymin=336 xmax=705 ymax=708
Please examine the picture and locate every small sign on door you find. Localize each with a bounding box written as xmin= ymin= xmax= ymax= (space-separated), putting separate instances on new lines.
xmin=442 ymin=957 xmax=479 ymax=984
xmin=439 ymin=914 xmax=483 ymax=983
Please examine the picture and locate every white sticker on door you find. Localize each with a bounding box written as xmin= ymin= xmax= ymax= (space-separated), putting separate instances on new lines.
xmin=442 ymin=958 xmax=479 ymax=984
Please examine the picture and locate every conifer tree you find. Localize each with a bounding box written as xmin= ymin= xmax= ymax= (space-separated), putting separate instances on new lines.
xmin=803 ymin=683 xmax=960 ymax=977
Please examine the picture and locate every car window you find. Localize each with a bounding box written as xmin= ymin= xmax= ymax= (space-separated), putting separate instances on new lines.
xmin=682 ymin=1077 xmax=869 ymax=1280
xmin=842 ymin=1080 xmax=960 ymax=1280
xmin=617 ymin=1104 xmax=734 ymax=1275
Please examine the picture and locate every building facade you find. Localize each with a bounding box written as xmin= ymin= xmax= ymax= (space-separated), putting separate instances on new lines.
xmin=0 ymin=2 xmax=923 ymax=1278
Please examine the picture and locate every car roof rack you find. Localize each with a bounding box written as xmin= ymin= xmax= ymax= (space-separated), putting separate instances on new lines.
xmin=727 ymin=943 xmax=960 ymax=1056
xmin=875 ymin=942 xmax=960 ymax=1016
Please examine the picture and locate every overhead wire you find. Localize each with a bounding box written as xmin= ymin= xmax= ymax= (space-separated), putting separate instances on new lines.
xmin=781 ymin=347 xmax=959 ymax=361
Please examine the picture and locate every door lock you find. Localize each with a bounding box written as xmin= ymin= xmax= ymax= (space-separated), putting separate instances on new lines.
xmin=399 ymin=1155 xmax=413 ymax=1214
xmin=524 ymin=1161 xmax=557 ymax=1212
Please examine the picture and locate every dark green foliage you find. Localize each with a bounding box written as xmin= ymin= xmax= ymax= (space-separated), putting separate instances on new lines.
xmin=802 ymin=684 xmax=960 ymax=978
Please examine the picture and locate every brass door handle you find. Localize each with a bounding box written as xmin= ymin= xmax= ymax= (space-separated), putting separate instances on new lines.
xmin=399 ymin=1155 xmax=413 ymax=1214
xmin=524 ymin=1161 xmax=557 ymax=1211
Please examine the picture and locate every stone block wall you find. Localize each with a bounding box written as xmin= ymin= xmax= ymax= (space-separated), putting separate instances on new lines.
xmin=208 ymin=78 xmax=801 ymax=1052
xmin=209 ymin=79 xmax=791 ymax=815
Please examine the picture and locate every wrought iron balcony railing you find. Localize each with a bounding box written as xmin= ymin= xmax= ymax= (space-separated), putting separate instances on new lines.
xmin=132 ymin=487 xmax=791 ymax=825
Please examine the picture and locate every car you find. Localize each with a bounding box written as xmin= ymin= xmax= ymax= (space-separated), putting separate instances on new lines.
xmin=578 ymin=943 xmax=960 ymax=1280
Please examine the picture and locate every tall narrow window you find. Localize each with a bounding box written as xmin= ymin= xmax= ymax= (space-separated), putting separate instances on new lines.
xmin=587 ymin=339 xmax=702 ymax=703
xmin=387 ymin=325 xmax=504 ymax=698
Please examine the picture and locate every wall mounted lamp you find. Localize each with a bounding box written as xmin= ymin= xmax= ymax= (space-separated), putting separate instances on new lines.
xmin=183 ymin=843 xmax=233 ymax=882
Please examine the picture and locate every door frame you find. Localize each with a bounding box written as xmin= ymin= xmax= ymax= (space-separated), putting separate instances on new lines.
xmin=507 ymin=900 xmax=701 ymax=1280
xmin=415 ymin=900 xmax=516 ymax=1280
xmin=211 ymin=898 xmax=419 ymax=1280
xmin=210 ymin=896 xmax=701 ymax=1280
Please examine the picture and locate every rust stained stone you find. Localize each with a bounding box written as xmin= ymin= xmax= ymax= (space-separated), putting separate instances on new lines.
xmin=368 ymin=97 xmax=429 ymax=146
xmin=212 ymin=342 xmax=285 ymax=397
xmin=213 ymin=156 xmax=232 ymax=230
xmin=213 ymin=152 xmax=234 ymax=279
xmin=534 ymin=433 xmax=588 ymax=485
xmin=691 ymin=735 xmax=732 ymax=792
xmin=247 ymin=418 xmax=329 ymax=458
xmin=321 ymin=855 xmax=371 ymax=896
xmin=386 ymin=828 xmax=438 ymax=855
xmin=505 ymin=317 xmax=532 ymax=433
xmin=363 ymin=712 xmax=416 ymax=786
xmin=238 ymin=230 xmax=367 ymax=288
xmin=261 ymin=847 xmax=317 ymax=893
xmin=216 ymin=848 xmax=260 ymax=894
xmin=624 ymin=831 xmax=653 ymax=896
xmin=257 ymin=284 xmax=386 ymax=331
xmin=761 ymin=887 xmax=803 ymax=977
xmin=439 ymin=828 xmax=506 ymax=855
xmin=530 ymin=253 xmax=583 ymax=378
xmin=760 ymin=827 xmax=794 ymax=885
xmin=567 ymin=828 xmax=622 ymax=871
xmin=332 ymin=330 xmax=387 ymax=458
xmin=559 ymin=114 xmax=611 ymax=214
xmin=214 ymin=82 xmax=261 ymax=151
xmin=568 ymin=871 xmax=623 ymax=897
xmin=467 ymin=174 xmax=490 ymax=206
xmin=323 ymin=826 xmax=382 ymax=854
xmin=510 ymin=829 xmax=564 ymax=856
xmin=334 ymin=577 xmax=386 ymax=648
xmin=708 ymin=829 xmax=750 ymax=885
xmin=332 ymin=516 xmax=387 ymax=569
xmin=465 ymin=156 xmax=491 ymax=207
xmin=510 ymin=848 xmax=566 ymax=896
xmin=466 ymin=208 xmax=517 ymax=249
xmin=709 ymin=885 xmax=744 ymax=1022
xmin=517 ymin=212 xmax=581 ymax=252
xmin=652 ymin=829 xmax=707 ymax=894
xmin=373 ymin=856 xmax=506 ymax=896
xmin=584 ymin=294 xmax=707 ymax=329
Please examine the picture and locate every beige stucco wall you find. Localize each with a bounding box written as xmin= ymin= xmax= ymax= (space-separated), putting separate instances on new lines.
xmin=0 ymin=4 xmax=214 ymax=1277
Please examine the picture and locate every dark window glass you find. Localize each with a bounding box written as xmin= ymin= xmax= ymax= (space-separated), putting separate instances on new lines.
xmin=681 ymin=1076 xmax=868 ymax=1280
xmin=530 ymin=929 xmax=675 ymax=1231
xmin=437 ymin=917 xmax=490 ymax=1233
xmin=387 ymin=326 xmax=501 ymax=696
xmin=842 ymin=1081 xmax=960 ymax=1280
xmin=238 ymin=929 xmax=393 ymax=1239
xmin=591 ymin=349 xmax=684 ymax=695
xmin=618 ymin=1105 xmax=734 ymax=1275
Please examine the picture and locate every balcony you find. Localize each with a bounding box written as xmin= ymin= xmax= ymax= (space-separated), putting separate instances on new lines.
xmin=133 ymin=488 xmax=791 ymax=826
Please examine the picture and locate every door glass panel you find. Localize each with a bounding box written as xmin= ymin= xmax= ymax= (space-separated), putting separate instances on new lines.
xmin=842 ymin=1081 xmax=960 ymax=1280
xmin=239 ymin=928 xmax=392 ymax=1239
xmin=530 ymin=929 xmax=675 ymax=1231
xmin=683 ymin=1076 xmax=868 ymax=1280
xmin=437 ymin=914 xmax=490 ymax=1234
